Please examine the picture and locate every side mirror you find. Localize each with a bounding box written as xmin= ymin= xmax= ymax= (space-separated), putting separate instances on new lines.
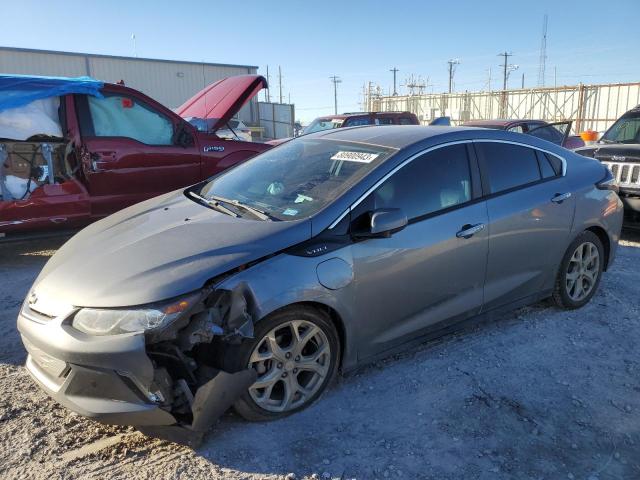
xmin=355 ymin=208 xmax=408 ymax=238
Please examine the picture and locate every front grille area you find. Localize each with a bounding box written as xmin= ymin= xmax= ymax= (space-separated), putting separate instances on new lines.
xmin=603 ymin=161 xmax=640 ymax=189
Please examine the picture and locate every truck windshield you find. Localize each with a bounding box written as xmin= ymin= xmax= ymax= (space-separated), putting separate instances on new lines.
xmin=303 ymin=118 xmax=344 ymax=134
xmin=197 ymin=138 xmax=395 ymax=220
xmin=601 ymin=115 xmax=640 ymax=144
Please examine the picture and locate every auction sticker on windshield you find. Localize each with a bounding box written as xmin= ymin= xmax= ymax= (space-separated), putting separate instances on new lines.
xmin=330 ymin=151 xmax=379 ymax=163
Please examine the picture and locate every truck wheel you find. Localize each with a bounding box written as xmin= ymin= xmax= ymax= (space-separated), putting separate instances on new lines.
xmin=553 ymin=231 xmax=604 ymax=309
xmin=225 ymin=306 xmax=340 ymax=422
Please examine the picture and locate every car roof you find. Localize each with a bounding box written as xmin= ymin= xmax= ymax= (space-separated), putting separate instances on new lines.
xmin=462 ymin=119 xmax=546 ymax=127
xmin=314 ymin=111 xmax=415 ymax=121
xmin=310 ymin=125 xmax=478 ymax=149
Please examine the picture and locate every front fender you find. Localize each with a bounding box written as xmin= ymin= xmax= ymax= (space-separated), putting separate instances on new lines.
xmin=215 ymin=250 xmax=359 ymax=370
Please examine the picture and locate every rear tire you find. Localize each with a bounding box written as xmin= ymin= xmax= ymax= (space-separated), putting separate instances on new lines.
xmin=552 ymin=231 xmax=604 ymax=309
xmin=223 ymin=306 xmax=340 ymax=422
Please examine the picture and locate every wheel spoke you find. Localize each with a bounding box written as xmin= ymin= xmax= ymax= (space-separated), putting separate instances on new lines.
xmin=251 ymin=368 xmax=281 ymax=391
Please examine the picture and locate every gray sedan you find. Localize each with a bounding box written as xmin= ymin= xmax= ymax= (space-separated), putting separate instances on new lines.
xmin=17 ymin=126 xmax=623 ymax=443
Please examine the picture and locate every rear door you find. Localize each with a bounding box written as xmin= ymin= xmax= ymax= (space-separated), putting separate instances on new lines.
xmin=75 ymin=89 xmax=201 ymax=217
xmin=474 ymin=140 xmax=575 ymax=310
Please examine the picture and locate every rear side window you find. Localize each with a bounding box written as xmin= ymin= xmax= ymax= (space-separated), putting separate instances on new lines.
xmin=86 ymin=94 xmax=174 ymax=145
xmin=477 ymin=142 xmax=541 ymax=194
xmin=376 ymin=117 xmax=395 ymax=125
xmin=368 ymin=144 xmax=472 ymax=220
xmin=398 ymin=117 xmax=415 ymax=125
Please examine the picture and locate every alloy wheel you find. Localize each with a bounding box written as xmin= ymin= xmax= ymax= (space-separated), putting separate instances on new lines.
xmin=247 ymin=319 xmax=331 ymax=413
xmin=565 ymin=241 xmax=600 ymax=302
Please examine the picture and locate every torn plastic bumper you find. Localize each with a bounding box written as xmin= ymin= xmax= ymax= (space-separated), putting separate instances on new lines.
xmin=139 ymin=368 xmax=256 ymax=446
xmin=17 ymin=285 xmax=259 ymax=446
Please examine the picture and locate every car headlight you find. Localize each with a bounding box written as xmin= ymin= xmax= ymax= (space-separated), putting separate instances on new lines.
xmin=71 ymin=293 xmax=200 ymax=336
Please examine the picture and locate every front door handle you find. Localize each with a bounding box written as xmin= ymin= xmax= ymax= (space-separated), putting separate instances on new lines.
xmin=551 ymin=192 xmax=572 ymax=204
xmin=456 ymin=223 xmax=485 ymax=239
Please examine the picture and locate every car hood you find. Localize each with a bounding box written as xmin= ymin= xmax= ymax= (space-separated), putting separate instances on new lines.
xmin=175 ymin=75 xmax=267 ymax=133
xmin=33 ymin=190 xmax=311 ymax=308
xmin=575 ymin=143 xmax=640 ymax=161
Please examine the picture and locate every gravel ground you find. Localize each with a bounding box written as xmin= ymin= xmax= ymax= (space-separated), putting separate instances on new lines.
xmin=1 ymin=231 xmax=639 ymax=480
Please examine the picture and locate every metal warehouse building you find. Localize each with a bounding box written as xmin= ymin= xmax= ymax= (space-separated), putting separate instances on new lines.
xmin=0 ymin=46 xmax=262 ymax=124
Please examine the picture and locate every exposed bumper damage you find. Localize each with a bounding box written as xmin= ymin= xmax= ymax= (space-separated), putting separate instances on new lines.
xmin=18 ymin=283 xmax=260 ymax=447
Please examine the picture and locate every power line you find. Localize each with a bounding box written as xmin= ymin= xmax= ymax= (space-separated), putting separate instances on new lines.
xmin=329 ymin=75 xmax=342 ymax=114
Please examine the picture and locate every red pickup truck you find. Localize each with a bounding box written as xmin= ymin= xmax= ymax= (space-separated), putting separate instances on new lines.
xmin=0 ymin=74 xmax=270 ymax=235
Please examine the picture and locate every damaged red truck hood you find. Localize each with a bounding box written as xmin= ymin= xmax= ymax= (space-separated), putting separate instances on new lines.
xmin=31 ymin=188 xmax=311 ymax=308
xmin=175 ymin=75 xmax=267 ymax=132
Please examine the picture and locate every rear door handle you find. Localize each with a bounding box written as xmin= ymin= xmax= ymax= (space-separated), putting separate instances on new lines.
xmin=551 ymin=192 xmax=572 ymax=204
xmin=456 ymin=223 xmax=485 ymax=239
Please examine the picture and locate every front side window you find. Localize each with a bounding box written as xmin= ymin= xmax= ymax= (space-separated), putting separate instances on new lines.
xmin=376 ymin=117 xmax=395 ymax=125
xmin=343 ymin=117 xmax=371 ymax=127
xmin=601 ymin=115 xmax=640 ymax=144
xmin=476 ymin=142 xmax=542 ymax=194
xmin=366 ymin=144 xmax=472 ymax=220
xmin=398 ymin=117 xmax=415 ymax=125
xmin=87 ymin=94 xmax=174 ymax=145
xmin=199 ymin=138 xmax=395 ymax=220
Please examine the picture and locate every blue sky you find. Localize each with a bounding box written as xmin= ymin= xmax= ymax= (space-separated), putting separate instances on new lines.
xmin=2 ymin=0 xmax=639 ymax=122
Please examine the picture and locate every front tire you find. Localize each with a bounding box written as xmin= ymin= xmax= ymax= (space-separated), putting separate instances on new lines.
xmin=553 ymin=231 xmax=604 ymax=309
xmin=224 ymin=306 xmax=340 ymax=422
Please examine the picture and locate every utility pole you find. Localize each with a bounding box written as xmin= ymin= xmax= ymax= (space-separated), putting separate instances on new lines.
xmin=447 ymin=59 xmax=460 ymax=93
xmin=498 ymin=51 xmax=513 ymax=91
xmin=265 ymin=66 xmax=271 ymax=103
xmin=278 ymin=66 xmax=283 ymax=103
xmin=131 ymin=34 xmax=137 ymax=57
xmin=390 ymin=67 xmax=399 ymax=96
xmin=521 ymin=72 xmax=525 ymax=89
xmin=329 ymin=75 xmax=342 ymax=114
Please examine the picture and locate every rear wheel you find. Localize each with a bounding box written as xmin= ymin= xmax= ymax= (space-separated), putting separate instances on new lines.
xmin=553 ymin=231 xmax=604 ymax=309
xmin=225 ymin=306 xmax=340 ymax=421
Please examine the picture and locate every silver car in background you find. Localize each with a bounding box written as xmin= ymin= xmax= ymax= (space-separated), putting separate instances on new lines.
xmin=17 ymin=125 xmax=623 ymax=443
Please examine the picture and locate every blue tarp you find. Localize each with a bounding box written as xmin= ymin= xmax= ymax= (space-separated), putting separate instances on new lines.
xmin=0 ymin=74 xmax=104 ymax=111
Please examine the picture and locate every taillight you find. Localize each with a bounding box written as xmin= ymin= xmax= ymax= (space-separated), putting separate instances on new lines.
xmin=596 ymin=167 xmax=619 ymax=193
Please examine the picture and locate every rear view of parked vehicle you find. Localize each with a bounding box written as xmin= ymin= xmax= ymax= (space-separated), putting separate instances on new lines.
xmin=462 ymin=119 xmax=585 ymax=149
xmin=17 ymin=125 xmax=622 ymax=444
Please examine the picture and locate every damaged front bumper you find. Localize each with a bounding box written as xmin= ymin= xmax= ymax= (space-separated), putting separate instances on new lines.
xmin=17 ymin=297 xmax=256 ymax=446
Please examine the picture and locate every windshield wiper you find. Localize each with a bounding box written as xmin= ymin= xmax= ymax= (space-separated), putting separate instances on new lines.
xmin=208 ymin=194 xmax=274 ymax=221
xmin=188 ymin=191 xmax=239 ymax=217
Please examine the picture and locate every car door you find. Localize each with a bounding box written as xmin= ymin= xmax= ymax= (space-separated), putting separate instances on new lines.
xmin=74 ymin=90 xmax=201 ymax=217
xmin=349 ymin=142 xmax=489 ymax=360
xmin=474 ymin=140 xmax=575 ymax=310
xmin=528 ymin=121 xmax=572 ymax=147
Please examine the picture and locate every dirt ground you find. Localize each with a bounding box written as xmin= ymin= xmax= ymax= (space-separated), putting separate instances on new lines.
xmin=1 ymin=231 xmax=639 ymax=480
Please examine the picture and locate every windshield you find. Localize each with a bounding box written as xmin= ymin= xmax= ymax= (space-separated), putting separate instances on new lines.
xmin=601 ymin=115 xmax=640 ymax=144
xmin=198 ymin=138 xmax=395 ymax=220
xmin=303 ymin=118 xmax=344 ymax=134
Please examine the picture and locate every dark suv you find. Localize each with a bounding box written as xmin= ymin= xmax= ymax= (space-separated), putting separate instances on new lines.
xmin=575 ymin=106 xmax=640 ymax=222
xmin=303 ymin=111 xmax=419 ymax=134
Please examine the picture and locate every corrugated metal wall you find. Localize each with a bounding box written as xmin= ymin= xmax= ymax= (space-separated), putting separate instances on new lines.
xmin=0 ymin=47 xmax=259 ymax=122
xmin=369 ymin=82 xmax=640 ymax=133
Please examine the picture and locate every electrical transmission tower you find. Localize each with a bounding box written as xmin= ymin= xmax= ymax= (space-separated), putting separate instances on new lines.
xmin=537 ymin=14 xmax=548 ymax=87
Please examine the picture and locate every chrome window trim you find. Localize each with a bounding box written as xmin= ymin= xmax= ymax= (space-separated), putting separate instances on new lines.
xmin=328 ymin=138 xmax=567 ymax=230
